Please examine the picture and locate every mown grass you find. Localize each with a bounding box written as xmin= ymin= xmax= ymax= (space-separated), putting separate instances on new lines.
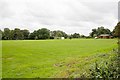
xmin=2 ymin=39 xmax=117 ymax=78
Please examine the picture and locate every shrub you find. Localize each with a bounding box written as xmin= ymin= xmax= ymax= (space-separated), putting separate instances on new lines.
xmin=89 ymin=50 xmax=120 ymax=79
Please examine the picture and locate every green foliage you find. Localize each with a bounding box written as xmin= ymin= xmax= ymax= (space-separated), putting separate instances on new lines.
xmin=112 ymin=22 xmax=120 ymax=37
xmin=3 ymin=28 xmax=11 ymax=40
xmin=50 ymin=30 xmax=68 ymax=39
xmin=80 ymin=35 xmax=85 ymax=38
xmin=71 ymin=33 xmax=80 ymax=38
xmin=13 ymin=28 xmax=24 ymax=40
xmin=90 ymin=26 xmax=112 ymax=37
xmin=0 ymin=29 xmax=2 ymax=40
xmin=29 ymin=28 xmax=51 ymax=39
xmin=89 ymin=50 xmax=120 ymax=79
xmin=68 ymin=33 xmax=86 ymax=39
xmin=29 ymin=30 xmax=37 ymax=39
xmin=1 ymin=28 xmax=68 ymax=40
xmin=37 ymin=28 xmax=50 ymax=39
xmin=21 ymin=30 xmax=30 ymax=39
xmin=2 ymin=28 xmax=30 ymax=40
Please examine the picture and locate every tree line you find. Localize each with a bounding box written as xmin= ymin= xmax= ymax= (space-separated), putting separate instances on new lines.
xmin=89 ymin=26 xmax=112 ymax=37
xmin=0 ymin=28 xmax=83 ymax=40
xmin=89 ymin=22 xmax=120 ymax=38
xmin=0 ymin=27 xmax=88 ymax=40
xmin=0 ymin=22 xmax=120 ymax=40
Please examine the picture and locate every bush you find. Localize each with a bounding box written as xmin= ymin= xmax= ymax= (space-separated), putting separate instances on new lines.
xmin=89 ymin=50 xmax=120 ymax=79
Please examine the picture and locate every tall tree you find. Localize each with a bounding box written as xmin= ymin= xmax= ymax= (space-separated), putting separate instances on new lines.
xmin=50 ymin=30 xmax=68 ymax=38
xmin=90 ymin=26 xmax=111 ymax=37
xmin=71 ymin=33 xmax=80 ymax=38
xmin=0 ymin=29 xmax=2 ymax=40
xmin=13 ymin=28 xmax=24 ymax=40
xmin=29 ymin=30 xmax=38 ymax=39
xmin=37 ymin=28 xmax=50 ymax=39
xmin=10 ymin=30 xmax=14 ymax=40
xmin=3 ymin=28 xmax=11 ymax=40
xmin=21 ymin=29 xmax=30 ymax=39
xmin=113 ymin=22 xmax=120 ymax=38
xmin=90 ymin=29 xmax=97 ymax=37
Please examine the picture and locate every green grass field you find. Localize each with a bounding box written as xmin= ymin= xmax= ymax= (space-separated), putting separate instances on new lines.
xmin=2 ymin=39 xmax=117 ymax=78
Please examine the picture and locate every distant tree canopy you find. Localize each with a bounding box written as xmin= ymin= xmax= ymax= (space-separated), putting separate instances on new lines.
xmin=1 ymin=22 xmax=119 ymax=40
xmin=0 ymin=29 xmax=2 ymax=40
xmin=50 ymin=30 xmax=68 ymax=39
xmin=3 ymin=28 xmax=11 ymax=40
xmin=89 ymin=26 xmax=112 ymax=37
xmin=71 ymin=33 xmax=80 ymax=38
xmin=68 ymin=33 xmax=86 ymax=39
xmin=112 ymin=22 xmax=120 ymax=38
xmin=2 ymin=28 xmax=30 ymax=40
xmin=21 ymin=29 xmax=30 ymax=39
xmin=1 ymin=28 xmax=68 ymax=40
xmin=35 ymin=28 xmax=50 ymax=39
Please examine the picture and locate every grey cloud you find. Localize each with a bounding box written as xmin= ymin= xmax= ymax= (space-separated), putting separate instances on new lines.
xmin=25 ymin=0 xmax=117 ymax=27
xmin=0 ymin=0 xmax=118 ymax=35
xmin=0 ymin=0 xmax=14 ymax=19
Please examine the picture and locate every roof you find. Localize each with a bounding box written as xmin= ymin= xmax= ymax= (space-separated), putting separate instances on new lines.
xmin=99 ymin=34 xmax=110 ymax=36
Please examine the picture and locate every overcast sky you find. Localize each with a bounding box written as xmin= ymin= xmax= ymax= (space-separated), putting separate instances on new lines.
xmin=0 ymin=0 xmax=119 ymax=36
